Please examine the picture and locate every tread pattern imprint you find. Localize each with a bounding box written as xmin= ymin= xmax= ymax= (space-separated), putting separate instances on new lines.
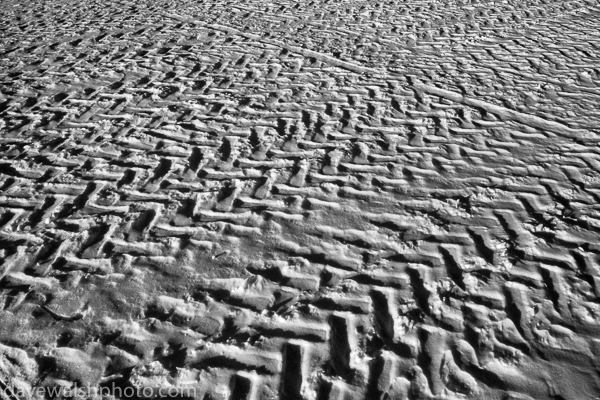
xmin=2 ymin=0 xmax=600 ymax=399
